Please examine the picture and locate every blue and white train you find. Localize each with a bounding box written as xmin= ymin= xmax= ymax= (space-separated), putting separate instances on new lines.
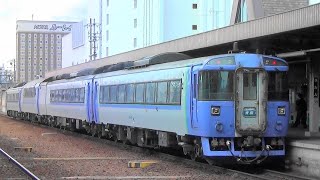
xmin=6 ymin=52 xmax=289 ymax=164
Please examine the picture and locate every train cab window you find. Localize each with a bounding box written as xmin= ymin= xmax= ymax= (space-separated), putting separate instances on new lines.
xmin=243 ymin=72 xmax=257 ymax=100
xmin=198 ymin=70 xmax=234 ymax=101
xmin=268 ymin=72 xmax=288 ymax=101
xmin=110 ymin=85 xmax=118 ymax=103
xmin=118 ymin=85 xmax=126 ymax=103
xmin=156 ymin=81 xmax=168 ymax=103
xmin=135 ymin=83 xmax=145 ymax=103
xmin=168 ymin=80 xmax=181 ymax=104
xmin=126 ymin=84 xmax=134 ymax=103
xmin=146 ymin=82 xmax=156 ymax=104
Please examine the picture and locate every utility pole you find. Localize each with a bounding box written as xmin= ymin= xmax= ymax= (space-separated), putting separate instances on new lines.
xmin=86 ymin=18 xmax=101 ymax=61
xmin=10 ymin=59 xmax=15 ymax=83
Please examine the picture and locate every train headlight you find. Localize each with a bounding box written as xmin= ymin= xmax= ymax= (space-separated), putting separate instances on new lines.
xmin=277 ymin=107 xmax=286 ymax=116
xmin=211 ymin=106 xmax=220 ymax=116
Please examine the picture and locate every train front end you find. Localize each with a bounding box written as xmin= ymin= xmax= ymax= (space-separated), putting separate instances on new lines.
xmin=194 ymin=54 xmax=289 ymax=164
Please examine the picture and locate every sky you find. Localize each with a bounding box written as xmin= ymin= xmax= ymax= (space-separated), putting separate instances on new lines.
xmin=0 ymin=0 xmax=88 ymax=68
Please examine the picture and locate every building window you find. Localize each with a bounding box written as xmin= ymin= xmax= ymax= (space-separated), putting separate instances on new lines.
xmin=106 ymin=30 xmax=109 ymax=41
xmin=192 ymin=3 xmax=197 ymax=9
xmin=106 ymin=0 xmax=109 ymax=6
xmin=133 ymin=38 xmax=137 ymax=48
xmin=192 ymin=25 xmax=197 ymax=30
xmin=134 ymin=0 xmax=137 ymax=8
xmin=106 ymin=14 xmax=109 ymax=25
xmin=134 ymin=18 xmax=137 ymax=28
xmin=106 ymin=47 xmax=109 ymax=57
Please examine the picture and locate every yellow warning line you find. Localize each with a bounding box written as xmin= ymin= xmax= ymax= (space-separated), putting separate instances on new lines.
xmin=128 ymin=160 xmax=158 ymax=168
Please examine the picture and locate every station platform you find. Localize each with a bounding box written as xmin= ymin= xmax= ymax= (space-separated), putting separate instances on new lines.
xmin=287 ymin=127 xmax=320 ymax=179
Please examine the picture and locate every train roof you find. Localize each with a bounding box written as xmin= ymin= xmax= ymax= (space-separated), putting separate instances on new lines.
xmin=22 ymin=78 xmax=45 ymax=88
xmin=94 ymin=56 xmax=208 ymax=79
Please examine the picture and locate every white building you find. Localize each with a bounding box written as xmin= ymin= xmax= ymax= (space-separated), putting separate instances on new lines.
xmin=62 ymin=0 xmax=233 ymax=68
xmin=62 ymin=0 xmax=320 ymax=68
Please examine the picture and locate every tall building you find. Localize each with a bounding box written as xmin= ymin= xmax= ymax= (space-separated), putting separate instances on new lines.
xmin=16 ymin=20 xmax=75 ymax=83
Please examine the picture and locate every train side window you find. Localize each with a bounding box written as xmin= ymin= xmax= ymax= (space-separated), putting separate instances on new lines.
xmin=156 ymin=81 xmax=168 ymax=104
xmin=135 ymin=83 xmax=145 ymax=103
xmin=146 ymin=82 xmax=156 ymax=104
xmin=110 ymin=85 xmax=118 ymax=103
xmin=101 ymin=86 xmax=110 ymax=103
xmin=99 ymin=86 xmax=104 ymax=103
xmin=168 ymin=80 xmax=181 ymax=104
xmin=70 ymin=89 xmax=75 ymax=102
xmin=126 ymin=84 xmax=134 ymax=103
xmin=54 ymin=90 xmax=58 ymax=102
xmin=80 ymin=88 xmax=85 ymax=103
xmin=65 ymin=89 xmax=70 ymax=102
xmin=62 ymin=89 xmax=66 ymax=102
xmin=58 ymin=90 xmax=63 ymax=102
xmin=118 ymin=85 xmax=126 ymax=103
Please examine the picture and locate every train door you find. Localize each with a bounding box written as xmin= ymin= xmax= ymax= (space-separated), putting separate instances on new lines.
xmin=191 ymin=67 xmax=199 ymax=128
xmin=18 ymin=89 xmax=22 ymax=113
xmin=86 ymin=80 xmax=93 ymax=122
xmin=235 ymin=68 xmax=267 ymax=134
xmin=92 ymin=80 xmax=99 ymax=123
xmin=35 ymin=85 xmax=40 ymax=114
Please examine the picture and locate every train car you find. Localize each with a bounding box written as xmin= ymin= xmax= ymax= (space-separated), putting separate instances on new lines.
xmin=91 ymin=53 xmax=289 ymax=164
xmin=6 ymin=82 xmax=26 ymax=118
xmin=20 ymin=79 xmax=44 ymax=121
xmin=44 ymin=71 xmax=95 ymax=129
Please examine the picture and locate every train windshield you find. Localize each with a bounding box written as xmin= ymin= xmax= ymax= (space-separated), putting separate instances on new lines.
xmin=198 ymin=70 xmax=234 ymax=101
xmin=268 ymin=71 xmax=289 ymax=101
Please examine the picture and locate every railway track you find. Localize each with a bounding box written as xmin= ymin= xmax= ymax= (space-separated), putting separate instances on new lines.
xmin=2 ymin=115 xmax=318 ymax=180
xmin=0 ymin=147 xmax=40 ymax=180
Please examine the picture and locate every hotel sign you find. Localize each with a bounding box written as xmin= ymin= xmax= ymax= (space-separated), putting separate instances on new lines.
xmin=33 ymin=24 xmax=72 ymax=31
xmin=17 ymin=21 xmax=74 ymax=33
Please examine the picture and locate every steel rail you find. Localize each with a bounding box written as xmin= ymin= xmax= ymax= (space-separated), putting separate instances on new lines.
xmin=0 ymin=148 xmax=40 ymax=180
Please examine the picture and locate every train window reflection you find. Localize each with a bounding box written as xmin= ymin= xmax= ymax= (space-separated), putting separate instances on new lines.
xmin=198 ymin=71 xmax=234 ymax=101
xmin=135 ymin=83 xmax=145 ymax=103
xmin=118 ymin=85 xmax=126 ymax=103
xmin=110 ymin=85 xmax=118 ymax=103
xmin=169 ymin=80 xmax=181 ymax=104
xmin=126 ymin=84 xmax=134 ymax=103
xmin=156 ymin=82 xmax=168 ymax=103
xmin=146 ymin=82 xmax=156 ymax=103
xmin=268 ymin=72 xmax=288 ymax=101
